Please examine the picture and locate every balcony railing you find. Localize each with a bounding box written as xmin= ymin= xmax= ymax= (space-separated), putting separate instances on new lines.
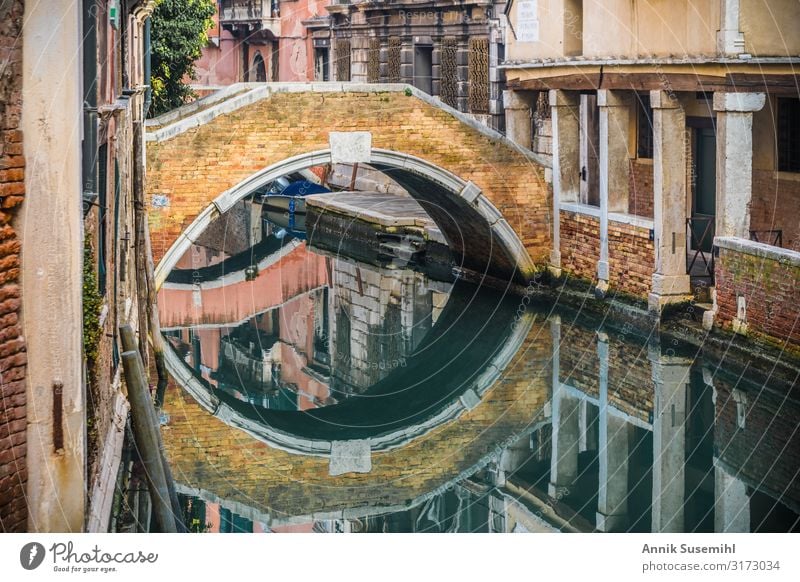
xmin=220 ymin=0 xmax=281 ymax=38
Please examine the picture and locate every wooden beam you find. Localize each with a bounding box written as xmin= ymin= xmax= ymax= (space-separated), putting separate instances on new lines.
xmin=506 ymin=71 xmax=799 ymax=96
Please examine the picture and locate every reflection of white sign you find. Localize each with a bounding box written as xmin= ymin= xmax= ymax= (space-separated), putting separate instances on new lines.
xmin=517 ymin=0 xmax=540 ymax=43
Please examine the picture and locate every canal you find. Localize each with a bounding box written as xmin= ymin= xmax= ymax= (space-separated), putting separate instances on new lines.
xmin=150 ymin=188 xmax=799 ymax=534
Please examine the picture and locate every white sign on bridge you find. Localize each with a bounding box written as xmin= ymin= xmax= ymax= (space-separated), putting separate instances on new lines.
xmin=516 ymin=0 xmax=540 ymax=43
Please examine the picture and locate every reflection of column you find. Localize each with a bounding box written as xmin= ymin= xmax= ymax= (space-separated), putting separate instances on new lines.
xmin=649 ymin=90 xmax=690 ymax=312
xmin=650 ymin=346 xmax=691 ymax=532
xmin=549 ymin=90 xmax=581 ymax=274
xmin=714 ymin=459 xmax=751 ymax=532
xmin=549 ymin=388 xmax=580 ymax=499
xmin=596 ymin=333 xmax=629 ymax=532
xmin=548 ymin=315 xmax=579 ymax=498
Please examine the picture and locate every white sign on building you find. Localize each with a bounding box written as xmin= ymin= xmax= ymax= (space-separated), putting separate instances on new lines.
xmin=517 ymin=0 xmax=540 ymax=43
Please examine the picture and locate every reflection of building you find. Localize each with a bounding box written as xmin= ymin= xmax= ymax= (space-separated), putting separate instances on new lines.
xmin=159 ymin=230 xmax=452 ymax=410
xmin=481 ymin=315 xmax=799 ymax=533
xmin=502 ymin=1 xmax=800 ymax=342
xmin=328 ymin=257 xmax=451 ymax=396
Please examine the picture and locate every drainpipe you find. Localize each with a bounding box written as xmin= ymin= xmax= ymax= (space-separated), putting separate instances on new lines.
xmin=82 ymin=0 xmax=98 ymax=216
xmin=144 ymin=15 xmax=152 ymax=116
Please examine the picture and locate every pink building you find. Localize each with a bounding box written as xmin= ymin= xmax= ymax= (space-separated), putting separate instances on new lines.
xmin=194 ymin=0 xmax=331 ymax=87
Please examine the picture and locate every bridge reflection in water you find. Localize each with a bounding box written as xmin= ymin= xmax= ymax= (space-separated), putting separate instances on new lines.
xmin=156 ymin=197 xmax=799 ymax=534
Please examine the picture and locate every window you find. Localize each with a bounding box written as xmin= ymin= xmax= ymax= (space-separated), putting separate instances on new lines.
xmin=636 ymin=93 xmax=654 ymax=159
xmin=777 ymin=98 xmax=800 ymax=172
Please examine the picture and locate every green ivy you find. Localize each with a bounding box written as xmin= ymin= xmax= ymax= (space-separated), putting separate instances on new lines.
xmin=149 ymin=0 xmax=216 ymax=117
xmin=83 ymin=239 xmax=103 ymax=371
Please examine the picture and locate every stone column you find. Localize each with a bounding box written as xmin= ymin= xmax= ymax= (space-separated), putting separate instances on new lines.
xmin=549 ymin=90 xmax=581 ymax=275
xmin=596 ymin=90 xmax=633 ymax=293
xmin=650 ymin=345 xmax=691 ymax=532
xmin=717 ymin=0 xmax=746 ymax=55
xmin=713 ymin=92 xmax=766 ymax=239
xmin=503 ymin=90 xmax=534 ymax=149
xmin=649 ymin=90 xmax=691 ymax=312
xmin=595 ymin=333 xmax=629 ymax=531
xmin=714 ymin=460 xmax=751 ymax=532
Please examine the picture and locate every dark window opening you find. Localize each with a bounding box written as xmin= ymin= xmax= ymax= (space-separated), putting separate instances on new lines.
xmin=413 ymin=44 xmax=433 ymax=95
xmin=636 ymin=93 xmax=654 ymax=159
xmin=314 ymin=47 xmax=330 ymax=81
xmin=252 ymin=52 xmax=267 ymax=82
xmin=777 ymin=98 xmax=800 ymax=172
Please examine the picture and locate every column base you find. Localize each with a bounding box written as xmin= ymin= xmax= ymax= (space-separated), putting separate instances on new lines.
xmin=595 ymin=511 xmax=628 ymax=532
xmin=648 ymin=273 xmax=691 ymax=313
xmin=595 ymin=279 xmax=609 ymax=299
xmin=548 ymin=250 xmax=562 ymax=278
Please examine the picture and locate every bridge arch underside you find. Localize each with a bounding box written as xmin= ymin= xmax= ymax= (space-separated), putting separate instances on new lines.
xmin=364 ymin=160 xmax=529 ymax=283
xmin=155 ymin=148 xmax=537 ymax=291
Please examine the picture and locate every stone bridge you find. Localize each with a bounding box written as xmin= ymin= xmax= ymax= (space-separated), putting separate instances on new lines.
xmin=145 ymin=83 xmax=552 ymax=284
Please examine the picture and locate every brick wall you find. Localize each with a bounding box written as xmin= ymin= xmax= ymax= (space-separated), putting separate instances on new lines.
xmin=628 ymin=160 xmax=654 ymax=218
xmin=560 ymin=209 xmax=654 ymax=298
xmin=750 ymin=170 xmax=800 ymax=251
xmin=560 ymin=210 xmax=600 ymax=284
xmin=0 ymin=0 xmax=27 ymax=532
xmin=608 ymin=220 xmax=655 ymax=298
xmin=715 ymin=239 xmax=800 ymax=347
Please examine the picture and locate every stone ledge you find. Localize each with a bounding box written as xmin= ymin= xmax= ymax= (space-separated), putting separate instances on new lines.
xmin=560 ymin=203 xmax=654 ymax=230
xmin=715 ymin=236 xmax=800 ymax=268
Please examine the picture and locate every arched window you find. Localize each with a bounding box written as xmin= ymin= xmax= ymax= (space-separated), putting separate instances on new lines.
xmin=252 ymin=52 xmax=267 ymax=83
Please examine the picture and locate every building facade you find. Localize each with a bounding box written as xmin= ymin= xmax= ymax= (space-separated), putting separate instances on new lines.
xmin=193 ymin=1 xmax=508 ymax=129
xmin=501 ymin=0 xmax=800 ymax=345
xmin=324 ymin=0 xmax=507 ymax=129
xmin=194 ymin=0 xmax=332 ymax=86
xmin=0 ymin=0 xmax=155 ymax=532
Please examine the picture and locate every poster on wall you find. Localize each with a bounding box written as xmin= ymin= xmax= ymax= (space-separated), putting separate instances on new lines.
xmin=517 ymin=0 xmax=540 ymax=43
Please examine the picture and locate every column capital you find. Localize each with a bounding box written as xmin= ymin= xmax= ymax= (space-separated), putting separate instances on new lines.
xmin=597 ymin=89 xmax=631 ymax=108
xmin=549 ymin=89 xmax=580 ymax=108
xmin=502 ymin=89 xmax=535 ymax=110
xmin=649 ymin=90 xmax=680 ymax=109
xmin=713 ymin=91 xmax=766 ymax=112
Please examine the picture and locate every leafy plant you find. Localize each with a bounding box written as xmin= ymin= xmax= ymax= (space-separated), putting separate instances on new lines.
xmin=149 ymin=0 xmax=215 ymax=117
xmin=83 ymin=239 xmax=103 ymax=369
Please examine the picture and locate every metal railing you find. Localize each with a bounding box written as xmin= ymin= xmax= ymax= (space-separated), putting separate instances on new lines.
xmin=220 ymin=0 xmax=278 ymax=21
xmin=686 ymin=216 xmax=715 ymax=281
xmin=749 ymin=229 xmax=783 ymax=247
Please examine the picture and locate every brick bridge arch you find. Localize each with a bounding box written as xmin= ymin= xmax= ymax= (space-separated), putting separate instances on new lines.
xmin=146 ymin=83 xmax=552 ymax=284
